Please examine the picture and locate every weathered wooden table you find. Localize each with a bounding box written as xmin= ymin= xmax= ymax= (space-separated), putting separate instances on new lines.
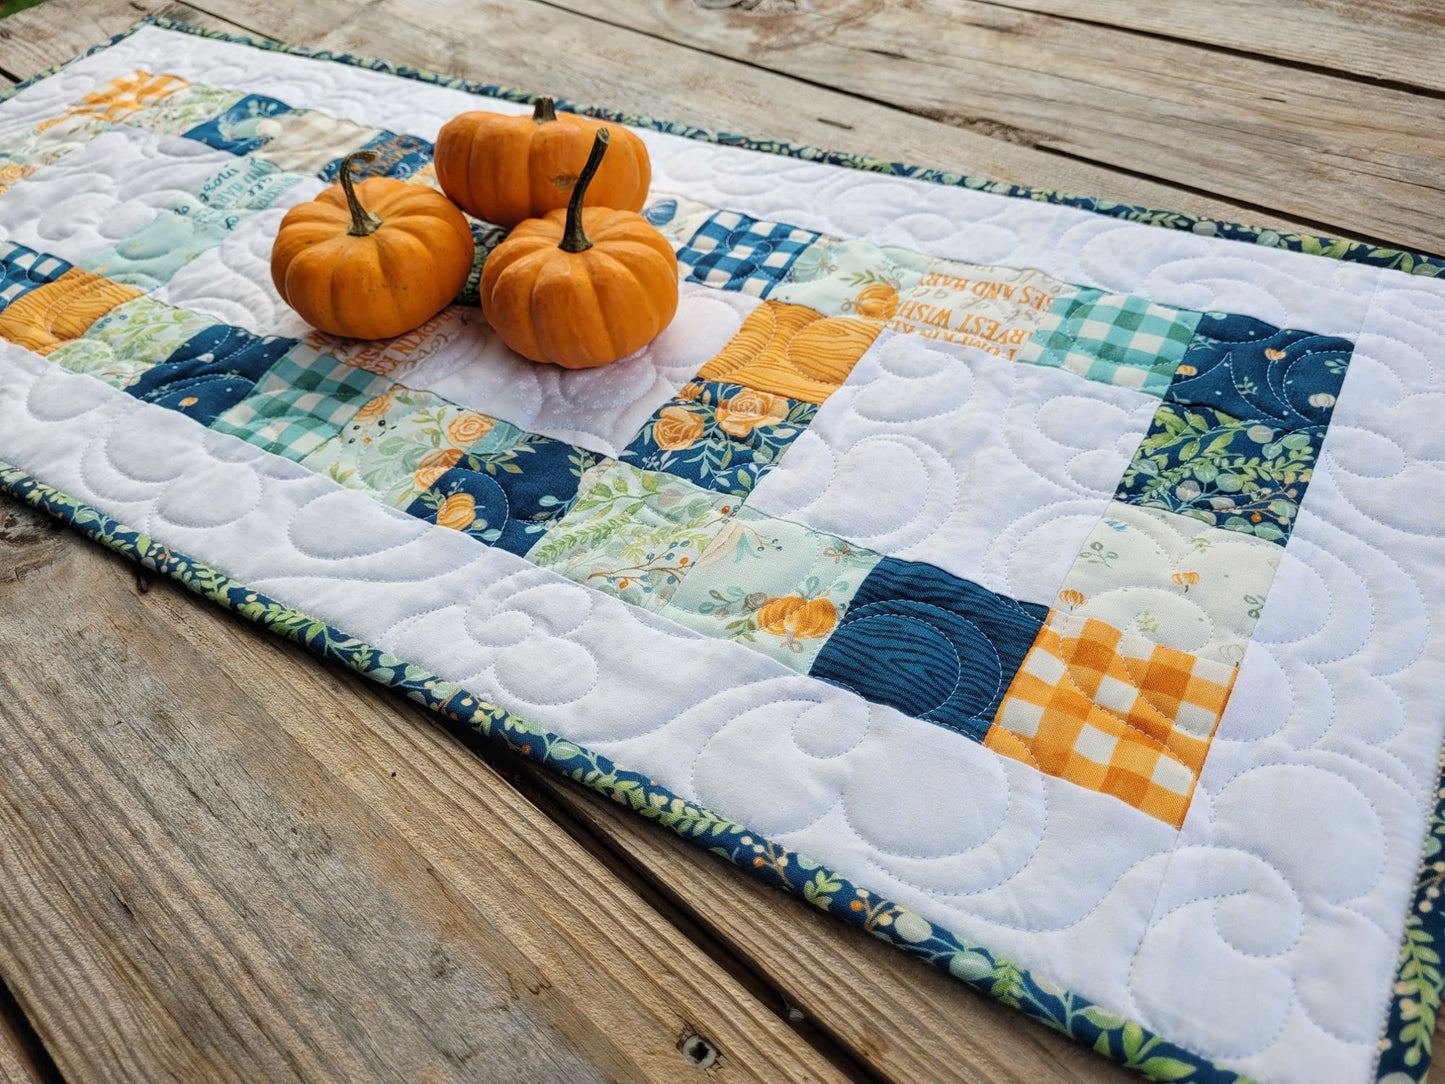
xmin=0 ymin=2 xmax=1441 ymax=1081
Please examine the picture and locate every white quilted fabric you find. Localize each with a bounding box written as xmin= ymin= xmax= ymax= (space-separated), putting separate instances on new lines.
xmin=2 ymin=27 xmax=1444 ymax=1083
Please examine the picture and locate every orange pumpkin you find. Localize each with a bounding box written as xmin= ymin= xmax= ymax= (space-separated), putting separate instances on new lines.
xmin=480 ymin=129 xmax=678 ymax=369
xmin=271 ymin=150 xmax=474 ymax=340
xmin=434 ymin=96 xmax=650 ymax=227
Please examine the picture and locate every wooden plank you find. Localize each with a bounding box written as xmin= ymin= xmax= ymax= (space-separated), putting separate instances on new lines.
xmin=504 ymin=754 xmax=1134 ymax=1084
xmin=0 ymin=0 xmax=238 ymax=79
xmin=549 ymin=0 xmax=1445 ymax=255
xmin=0 ymin=1006 xmax=42 ymax=1084
xmin=974 ymin=0 xmax=1445 ymax=95
xmin=0 ymin=494 xmax=842 ymax=1084
xmin=160 ymin=0 xmax=1314 ymax=238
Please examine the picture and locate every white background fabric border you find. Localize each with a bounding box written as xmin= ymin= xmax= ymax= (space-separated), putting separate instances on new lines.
xmin=1 ymin=26 xmax=1443 ymax=1083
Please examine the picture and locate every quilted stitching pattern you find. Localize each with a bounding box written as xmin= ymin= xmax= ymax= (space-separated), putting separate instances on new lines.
xmin=0 ymin=30 xmax=1437 ymax=1082
xmin=678 ymin=209 xmax=821 ymax=296
xmin=811 ymin=557 xmax=1048 ymax=741
xmin=0 ymin=267 xmax=142 ymax=354
xmin=696 ymin=300 xmax=880 ymax=403
xmin=987 ymin=612 xmax=1237 ymax=828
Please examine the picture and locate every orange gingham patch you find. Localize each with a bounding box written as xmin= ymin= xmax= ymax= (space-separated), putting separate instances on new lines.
xmin=985 ymin=611 xmax=1237 ymax=828
xmin=39 ymin=71 xmax=189 ymax=131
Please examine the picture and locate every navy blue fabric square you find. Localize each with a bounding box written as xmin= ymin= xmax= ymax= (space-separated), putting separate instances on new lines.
xmin=128 ymin=325 xmax=297 ymax=426
xmin=183 ymin=95 xmax=294 ymax=155
xmin=808 ymin=558 xmax=1047 ymax=741
xmin=320 ymin=131 xmax=434 ymax=182
xmin=0 ymin=241 xmax=71 ymax=312
xmin=403 ymin=435 xmax=601 ymax=557
xmin=620 ymin=382 xmax=818 ymax=498
xmin=677 ymin=210 xmax=821 ymax=297
xmin=1169 ymin=313 xmax=1353 ymax=430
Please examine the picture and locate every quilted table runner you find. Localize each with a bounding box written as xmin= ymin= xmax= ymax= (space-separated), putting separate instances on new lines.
xmin=3 ymin=20 xmax=1444 ymax=1083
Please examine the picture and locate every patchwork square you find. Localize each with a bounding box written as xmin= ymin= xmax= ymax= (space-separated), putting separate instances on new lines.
xmin=183 ymin=94 xmax=294 ymax=155
xmin=620 ymin=380 xmax=818 ymax=498
xmin=1019 ymin=288 xmax=1202 ymax=394
xmin=0 ymin=268 xmax=142 ymax=355
xmin=124 ymin=83 xmax=244 ymax=136
xmin=1169 ymin=312 xmax=1354 ymax=429
xmin=678 ymin=210 xmax=821 ymax=297
xmin=0 ymin=113 xmax=115 ymax=196
xmin=319 ymin=131 xmax=433 ymax=182
xmin=403 ymin=436 xmax=603 ymax=556
xmin=0 ymin=241 xmax=72 ymax=310
xmin=769 ymin=238 xmax=929 ymax=318
xmin=210 ymin=345 xmax=395 ymax=461
xmin=302 ymin=305 xmax=477 ymax=379
xmin=664 ymin=507 xmax=883 ymax=673
xmin=299 ymin=385 xmax=526 ymax=508
xmin=986 ymin=612 xmax=1237 ymax=827
xmin=248 ymin=108 xmax=380 ymax=176
xmin=126 ymin=323 xmax=297 ymax=425
xmin=1057 ymin=501 xmax=1282 ymax=665
xmin=809 ymin=557 xmax=1048 ymax=741
xmin=889 ymin=261 xmax=1069 ymax=359
xmin=47 ymin=295 xmax=220 ymax=390
xmin=1117 ymin=402 xmax=1322 ymax=545
xmin=49 ymin=71 xmax=189 ymax=127
xmin=526 ymin=461 xmax=740 ymax=612
xmin=80 ymin=205 xmax=245 ymax=292
xmin=196 ymin=157 xmax=307 ymax=212
xmin=695 ymin=300 xmax=880 ymax=404
xmin=642 ymin=192 xmax=717 ymax=248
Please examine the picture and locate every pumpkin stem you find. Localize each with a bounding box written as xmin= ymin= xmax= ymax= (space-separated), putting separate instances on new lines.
xmin=532 ymin=96 xmax=557 ymax=123
xmin=559 ymin=128 xmax=609 ymax=254
xmin=338 ymin=150 xmax=383 ymax=237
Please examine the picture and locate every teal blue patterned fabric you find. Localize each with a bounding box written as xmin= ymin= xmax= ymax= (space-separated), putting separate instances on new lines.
xmin=810 ymin=558 xmax=1048 ymax=741
xmin=319 ymin=130 xmax=433 ymax=182
xmin=0 ymin=240 xmax=70 ymax=309
xmin=127 ymin=323 xmax=297 ymax=426
xmin=620 ymin=381 xmax=818 ymax=498
xmin=1169 ymin=312 xmax=1353 ymax=430
xmin=1117 ymin=403 xmax=1322 ymax=544
xmin=403 ymin=436 xmax=602 ymax=556
xmin=183 ymin=93 xmax=294 ymax=155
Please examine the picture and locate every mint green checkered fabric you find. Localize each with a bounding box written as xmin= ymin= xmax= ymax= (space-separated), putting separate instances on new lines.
xmin=1018 ymin=288 xmax=1202 ymax=395
xmin=212 ymin=345 xmax=393 ymax=460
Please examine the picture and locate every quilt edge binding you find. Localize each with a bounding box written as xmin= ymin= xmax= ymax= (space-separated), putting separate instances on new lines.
xmin=2 ymin=14 xmax=1439 ymax=282
xmin=0 ymin=457 xmax=1253 ymax=1084
xmin=7 ymin=17 xmax=1444 ymax=1081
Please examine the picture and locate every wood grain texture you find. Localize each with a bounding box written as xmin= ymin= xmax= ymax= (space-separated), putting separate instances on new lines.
xmin=975 ymin=0 xmax=1445 ymax=94
xmin=0 ymin=0 xmax=1323 ymax=239
xmin=0 ymin=495 xmax=842 ymax=1084
xmin=0 ymin=1010 xmax=41 ymax=1084
xmin=506 ymin=755 xmax=1135 ymax=1084
xmin=558 ymin=0 xmax=1445 ymax=255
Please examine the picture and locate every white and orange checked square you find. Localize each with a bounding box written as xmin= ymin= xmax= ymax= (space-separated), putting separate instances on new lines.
xmin=985 ymin=611 xmax=1237 ymax=828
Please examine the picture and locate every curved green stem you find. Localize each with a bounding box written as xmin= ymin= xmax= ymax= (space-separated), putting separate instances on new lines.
xmin=559 ymin=129 xmax=609 ymax=254
xmin=337 ymin=150 xmax=382 ymax=237
xmin=532 ymin=96 xmax=557 ymax=123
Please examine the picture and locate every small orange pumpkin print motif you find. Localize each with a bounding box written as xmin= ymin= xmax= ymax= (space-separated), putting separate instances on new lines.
xmin=754 ymin=596 xmax=838 ymax=644
xmin=1057 ymin=588 xmax=1086 ymax=609
xmin=1175 ymin=364 xmax=1197 ymax=377
xmin=1265 ymin=348 xmax=1287 ymax=361
xmin=849 ymin=282 xmax=900 ymax=321
xmin=1172 ymin=571 xmax=1200 ymax=591
xmin=435 ymin=492 xmax=477 ymax=531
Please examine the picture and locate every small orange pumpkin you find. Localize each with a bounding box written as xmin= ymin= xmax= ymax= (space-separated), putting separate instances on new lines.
xmin=435 ymin=96 xmax=650 ymax=227
xmin=271 ymin=150 xmax=474 ymax=340
xmin=480 ymin=129 xmax=678 ymax=369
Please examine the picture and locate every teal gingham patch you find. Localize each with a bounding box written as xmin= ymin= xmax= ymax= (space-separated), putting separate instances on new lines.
xmin=1018 ymin=288 xmax=1203 ymax=395
xmin=210 ymin=344 xmax=394 ymax=461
